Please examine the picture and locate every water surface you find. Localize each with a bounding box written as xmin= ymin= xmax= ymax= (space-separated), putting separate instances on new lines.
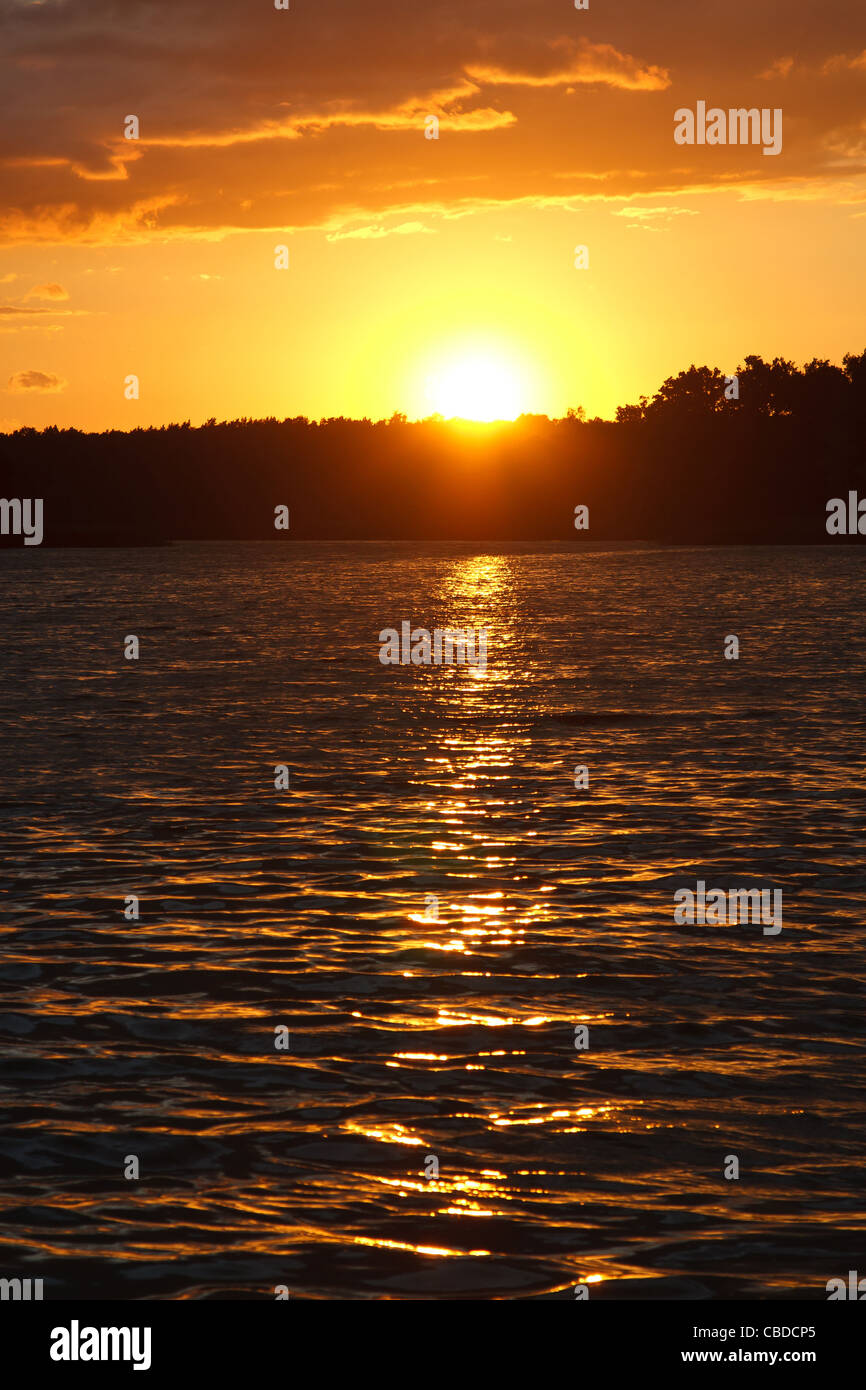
xmin=1 ymin=542 xmax=864 ymax=1299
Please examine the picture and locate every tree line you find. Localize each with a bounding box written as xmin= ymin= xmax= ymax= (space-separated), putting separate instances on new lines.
xmin=1 ymin=351 xmax=863 ymax=544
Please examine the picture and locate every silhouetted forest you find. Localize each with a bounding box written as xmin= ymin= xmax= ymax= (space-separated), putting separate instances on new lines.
xmin=2 ymin=351 xmax=865 ymax=544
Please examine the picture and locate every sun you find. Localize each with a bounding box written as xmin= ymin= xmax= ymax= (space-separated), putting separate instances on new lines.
xmin=425 ymin=352 xmax=530 ymax=422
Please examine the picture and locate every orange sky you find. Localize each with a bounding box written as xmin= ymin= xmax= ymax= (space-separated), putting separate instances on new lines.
xmin=1 ymin=0 xmax=864 ymax=428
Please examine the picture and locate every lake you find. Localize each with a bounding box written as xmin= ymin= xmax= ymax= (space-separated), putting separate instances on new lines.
xmin=0 ymin=542 xmax=864 ymax=1299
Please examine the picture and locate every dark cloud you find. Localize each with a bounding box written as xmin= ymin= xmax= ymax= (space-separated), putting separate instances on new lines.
xmin=7 ymin=368 xmax=68 ymax=392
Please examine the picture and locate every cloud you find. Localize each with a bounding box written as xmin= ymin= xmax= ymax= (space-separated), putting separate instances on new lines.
xmin=132 ymin=86 xmax=514 ymax=149
xmin=822 ymin=49 xmax=866 ymax=75
xmin=325 ymin=219 xmax=434 ymax=241
xmin=759 ymin=57 xmax=795 ymax=79
xmin=0 ymin=196 xmax=183 ymax=246
xmin=465 ymin=38 xmax=670 ymax=92
xmin=25 ymin=281 xmax=68 ymax=299
xmin=612 ymin=205 xmax=700 ymax=224
xmin=7 ymin=369 xmax=67 ymax=393
xmin=0 ymin=305 xmax=85 ymax=316
xmin=0 ymin=0 xmax=864 ymax=245
xmin=757 ymin=48 xmax=866 ymax=80
xmin=0 ymin=292 xmax=89 ymax=326
xmin=0 ymin=322 xmax=62 ymax=335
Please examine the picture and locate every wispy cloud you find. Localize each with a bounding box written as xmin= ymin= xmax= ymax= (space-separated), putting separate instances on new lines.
xmin=466 ymin=39 xmax=670 ymax=92
xmin=822 ymin=48 xmax=866 ymax=74
xmin=759 ymin=56 xmax=795 ymax=79
xmin=326 ymin=220 xmax=435 ymax=242
xmin=612 ymin=205 xmax=700 ymax=226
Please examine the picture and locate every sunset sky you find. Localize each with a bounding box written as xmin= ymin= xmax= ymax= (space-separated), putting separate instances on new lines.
xmin=1 ymin=0 xmax=864 ymax=429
